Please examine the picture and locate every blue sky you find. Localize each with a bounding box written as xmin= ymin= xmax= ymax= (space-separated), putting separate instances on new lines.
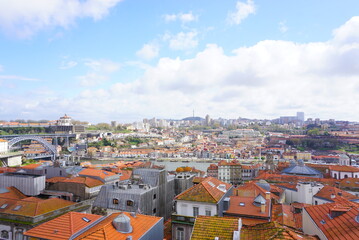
xmin=0 ymin=0 xmax=359 ymax=123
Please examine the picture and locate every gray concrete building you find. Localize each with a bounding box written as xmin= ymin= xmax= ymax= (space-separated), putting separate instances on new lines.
xmin=93 ymin=168 xmax=176 ymax=220
xmin=0 ymin=172 xmax=45 ymax=196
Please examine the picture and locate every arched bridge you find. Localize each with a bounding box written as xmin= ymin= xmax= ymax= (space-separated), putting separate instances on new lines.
xmin=8 ymin=136 xmax=57 ymax=159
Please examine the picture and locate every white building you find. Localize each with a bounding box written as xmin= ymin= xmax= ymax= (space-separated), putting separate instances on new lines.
xmin=172 ymin=177 xmax=233 ymax=240
xmin=0 ymin=139 xmax=8 ymax=153
xmin=329 ymin=165 xmax=359 ymax=179
xmin=279 ymin=182 xmax=324 ymax=205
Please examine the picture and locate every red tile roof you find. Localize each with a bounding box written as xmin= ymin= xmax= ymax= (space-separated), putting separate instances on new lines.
xmin=24 ymin=212 xmax=102 ymax=240
xmin=225 ymin=196 xmax=270 ymax=219
xmin=74 ymin=212 xmax=162 ymax=240
xmin=304 ymin=201 xmax=359 ymax=240
xmin=314 ymin=186 xmax=358 ymax=202
xmin=0 ymin=186 xmax=27 ymax=200
xmin=329 ymin=165 xmax=359 ymax=172
xmin=175 ymin=177 xmax=231 ymax=203
xmin=0 ymin=197 xmax=75 ymax=217
xmin=191 ymin=217 xmax=317 ymax=240
xmin=79 ymin=168 xmax=116 ymax=180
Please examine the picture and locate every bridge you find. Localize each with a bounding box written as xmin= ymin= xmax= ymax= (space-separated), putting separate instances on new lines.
xmin=2 ymin=134 xmax=76 ymax=161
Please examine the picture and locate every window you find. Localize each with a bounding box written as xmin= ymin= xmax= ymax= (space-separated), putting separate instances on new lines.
xmin=205 ymin=210 xmax=211 ymax=216
xmin=112 ymin=198 xmax=119 ymax=205
xmin=13 ymin=205 xmax=22 ymax=211
xmin=126 ymin=200 xmax=134 ymax=206
xmin=193 ymin=207 xmax=199 ymax=217
xmin=1 ymin=230 xmax=9 ymax=239
xmin=60 ymin=170 xmax=62 ymax=176
xmin=315 ymin=201 xmax=318 ymax=205
xmin=153 ymin=208 xmax=156 ymax=214
xmin=176 ymin=227 xmax=184 ymax=240
xmin=153 ymin=194 xmax=157 ymax=199
xmin=15 ymin=229 xmax=23 ymax=240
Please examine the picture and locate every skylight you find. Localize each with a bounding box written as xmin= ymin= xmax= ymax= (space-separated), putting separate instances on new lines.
xmin=208 ymin=181 xmax=215 ymax=187
xmin=239 ymin=202 xmax=245 ymax=206
xmin=0 ymin=204 xmax=8 ymax=209
xmin=82 ymin=217 xmax=91 ymax=223
xmin=320 ymin=219 xmax=326 ymax=225
xmin=13 ymin=205 xmax=22 ymax=211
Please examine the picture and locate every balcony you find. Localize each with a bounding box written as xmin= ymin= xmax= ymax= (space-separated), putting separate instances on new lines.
xmin=171 ymin=214 xmax=196 ymax=226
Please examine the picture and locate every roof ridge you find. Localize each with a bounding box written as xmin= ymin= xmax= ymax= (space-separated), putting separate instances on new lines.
xmin=69 ymin=212 xmax=75 ymax=235
xmin=201 ymin=180 xmax=219 ymax=203
xmin=34 ymin=201 xmax=41 ymax=215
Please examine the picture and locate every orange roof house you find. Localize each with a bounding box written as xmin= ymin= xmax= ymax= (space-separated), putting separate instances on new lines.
xmin=25 ymin=211 xmax=164 ymax=240
xmin=24 ymin=212 xmax=102 ymax=240
xmin=191 ymin=216 xmax=317 ymax=240
xmin=74 ymin=212 xmax=163 ymax=240
xmin=175 ymin=177 xmax=232 ymax=204
xmin=303 ymin=201 xmax=359 ymax=240
xmin=79 ymin=168 xmax=119 ymax=184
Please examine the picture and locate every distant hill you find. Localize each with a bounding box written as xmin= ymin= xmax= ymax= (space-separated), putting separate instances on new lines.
xmin=182 ymin=116 xmax=204 ymax=121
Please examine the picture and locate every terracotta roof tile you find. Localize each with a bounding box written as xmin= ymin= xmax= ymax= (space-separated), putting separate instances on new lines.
xmin=24 ymin=212 xmax=102 ymax=240
xmin=74 ymin=212 xmax=162 ymax=240
xmin=79 ymin=168 xmax=116 ymax=180
xmin=0 ymin=186 xmax=27 ymax=200
xmin=0 ymin=197 xmax=75 ymax=217
xmin=304 ymin=201 xmax=359 ymax=240
xmin=314 ymin=185 xmax=358 ymax=202
xmin=175 ymin=177 xmax=231 ymax=203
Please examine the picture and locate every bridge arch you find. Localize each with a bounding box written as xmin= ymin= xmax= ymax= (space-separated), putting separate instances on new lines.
xmin=8 ymin=136 xmax=57 ymax=158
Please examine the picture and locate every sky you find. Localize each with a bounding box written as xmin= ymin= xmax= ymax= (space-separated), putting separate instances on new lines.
xmin=0 ymin=0 xmax=358 ymax=123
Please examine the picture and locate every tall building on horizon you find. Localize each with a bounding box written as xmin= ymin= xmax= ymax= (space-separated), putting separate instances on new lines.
xmin=297 ymin=112 xmax=305 ymax=122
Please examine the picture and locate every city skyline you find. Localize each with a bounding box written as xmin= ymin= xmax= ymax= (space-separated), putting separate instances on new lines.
xmin=1 ymin=1 xmax=359 ymax=123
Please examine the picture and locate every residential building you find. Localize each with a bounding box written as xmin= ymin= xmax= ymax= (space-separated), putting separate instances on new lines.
xmin=46 ymin=176 xmax=104 ymax=201
xmin=24 ymin=211 xmax=164 ymax=240
xmin=0 ymin=187 xmax=89 ymax=240
xmin=172 ymin=177 xmax=232 ymax=240
xmin=0 ymin=172 xmax=46 ymax=196
xmin=277 ymin=182 xmax=324 ymax=205
xmin=329 ymin=165 xmax=359 ymax=180
xmin=190 ymin=216 xmax=316 ymax=240
xmin=303 ymin=201 xmax=359 ymax=240
xmin=93 ymin=168 xmax=175 ymax=220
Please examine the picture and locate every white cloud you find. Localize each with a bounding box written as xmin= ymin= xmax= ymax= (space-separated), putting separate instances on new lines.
xmin=60 ymin=60 xmax=78 ymax=69
xmin=77 ymin=59 xmax=120 ymax=87
xmin=2 ymin=17 xmax=359 ymax=122
xmin=136 ymin=43 xmax=159 ymax=60
xmin=164 ymin=12 xmax=197 ymax=23
xmin=0 ymin=75 xmax=40 ymax=81
xmin=0 ymin=0 xmax=123 ymax=38
xmin=165 ymin=31 xmax=198 ymax=50
xmin=77 ymin=73 xmax=108 ymax=87
xmin=84 ymin=59 xmax=120 ymax=73
xmin=227 ymin=0 xmax=256 ymax=25
xmin=279 ymin=21 xmax=288 ymax=33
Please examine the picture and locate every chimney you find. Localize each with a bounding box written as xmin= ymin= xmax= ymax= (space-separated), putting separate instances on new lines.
xmin=265 ymin=192 xmax=270 ymax=200
xmin=261 ymin=202 xmax=266 ymax=213
xmin=232 ymin=218 xmax=242 ymax=240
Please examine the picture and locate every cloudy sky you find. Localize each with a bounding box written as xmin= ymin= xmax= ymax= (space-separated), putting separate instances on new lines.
xmin=0 ymin=0 xmax=358 ymax=123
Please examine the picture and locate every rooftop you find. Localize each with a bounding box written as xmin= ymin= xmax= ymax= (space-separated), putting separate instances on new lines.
xmin=175 ymin=177 xmax=231 ymax=203
xmin=24 ymin=212 xmax=102 ymax=240
xmin=304 ymin=201 xmax=359 ymax=240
